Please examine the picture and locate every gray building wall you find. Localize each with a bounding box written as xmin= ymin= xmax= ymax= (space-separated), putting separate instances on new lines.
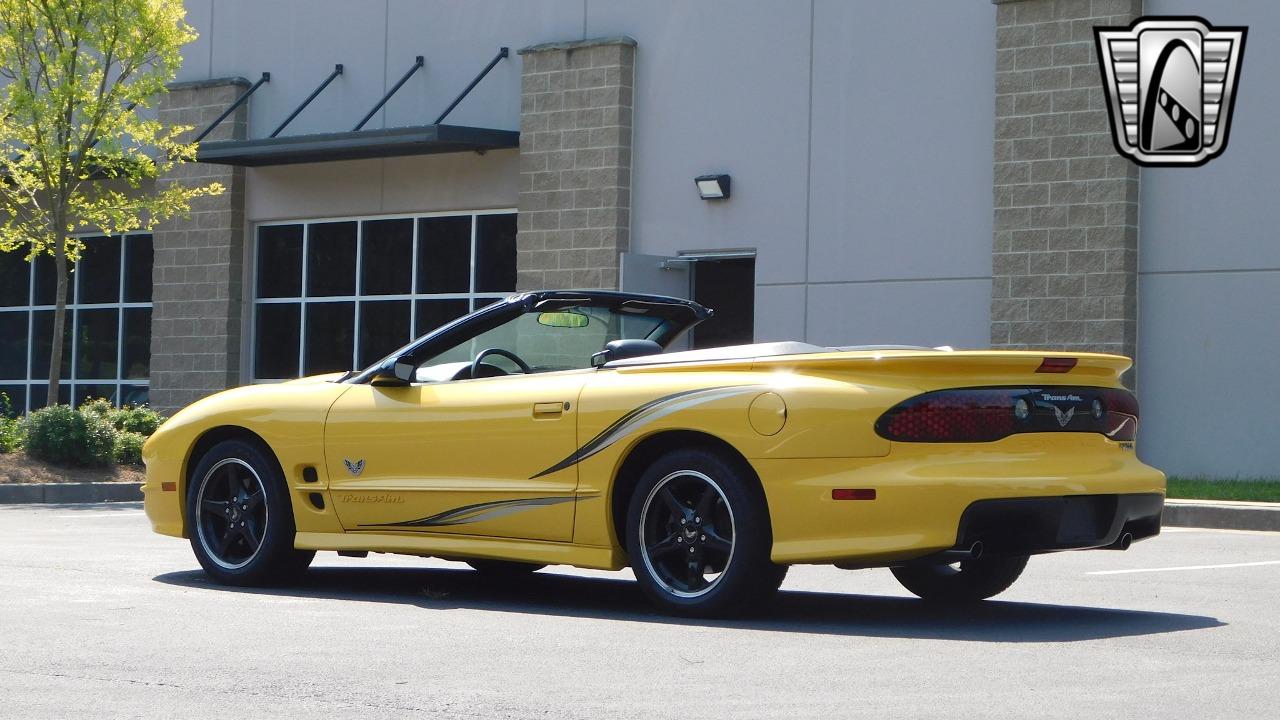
xmin=1138 ymin=0 xmax=1280 ymax=477
xmin=175 ymin=0 xmax=997 ymax=351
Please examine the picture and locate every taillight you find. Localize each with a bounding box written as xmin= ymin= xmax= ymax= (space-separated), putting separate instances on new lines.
xmin=875 ymin=387 xmax=1138 ymax=443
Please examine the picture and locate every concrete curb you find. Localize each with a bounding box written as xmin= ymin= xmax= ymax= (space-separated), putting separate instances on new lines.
xmin=1164 ymin=499 xmax=1280 ymax=532
xmin=0 ymin=482 xmax=143 ymax=504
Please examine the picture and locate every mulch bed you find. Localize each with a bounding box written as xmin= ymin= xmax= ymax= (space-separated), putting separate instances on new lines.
xmin=0 ymin=452 xmax=144 ymax=484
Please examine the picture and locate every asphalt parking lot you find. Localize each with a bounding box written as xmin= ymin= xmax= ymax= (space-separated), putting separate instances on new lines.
xmin=1 ymin=503 xmax=1277 ymax=719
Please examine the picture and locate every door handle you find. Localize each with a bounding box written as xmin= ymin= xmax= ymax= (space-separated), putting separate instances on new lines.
xmin=533 ymin=401 xmax=566 ymax=418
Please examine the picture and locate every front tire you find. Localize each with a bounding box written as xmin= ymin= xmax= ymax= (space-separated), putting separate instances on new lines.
xmin=187 ymin=439 xmax=314 ymax=586
xmin=625 ymin=448 xmax=785 ymax=617
xmin=891 ymin=555 xmax=1029 ymax=603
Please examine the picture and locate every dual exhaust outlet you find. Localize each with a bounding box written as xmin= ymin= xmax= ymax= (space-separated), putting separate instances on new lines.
xmin=931 ymin=531 xmax=1134 ymax=564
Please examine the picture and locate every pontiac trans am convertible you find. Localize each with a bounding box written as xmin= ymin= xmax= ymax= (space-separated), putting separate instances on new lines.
xmin=143 ymin=290 xmax=1165 ymax=615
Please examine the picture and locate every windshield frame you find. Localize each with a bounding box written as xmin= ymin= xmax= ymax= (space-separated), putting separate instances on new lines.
xmin=346 ymin=290 xmax=709 ymax=385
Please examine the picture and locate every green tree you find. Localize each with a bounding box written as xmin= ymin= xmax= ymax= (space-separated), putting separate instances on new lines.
xmin=0 ymin=0 xmax=221 ymax=405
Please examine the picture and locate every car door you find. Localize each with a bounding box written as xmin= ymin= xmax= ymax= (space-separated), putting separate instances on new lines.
xmin=324 ymin=369 xmax=589 ymax=541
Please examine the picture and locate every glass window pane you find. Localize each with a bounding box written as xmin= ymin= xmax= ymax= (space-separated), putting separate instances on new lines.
xmin=123 ymin=234 xmax=154 ymax=303
xmin=254 ymin=304 xmax=300 ymax=379
xmin=76 ymin=384 xmax=118 ymax=407
xmin=33 ymin=255 xmax=74 ymax=306
xmin=31 ymin=310 xmax=73 ymax=380
xmin=416 ymin=216 xmax=471 ymax=293
xmin=304 ymin=302 xmax=355 ymax=375
xmin=121 ymin=384 xmax=148 ymax=407
xmin=0 ymin=312 xmax=28 ymax=379
xmin=122 ymin=308 xmax=151 ymax=379
xmin=358 ymin=300 xmax=410 ymax=368
xmin=76 ymin=235 xmax=121 ymax=304
xmin=414 ymin=299 xmax=470 ymax=338
xmin=29 ymin=383 xmax=70 ymax=408
xmin=75 ymin=308 xmax=120 ymax=379
xmin=256 ymin=225 xmax=303 ymax=299
xmin=475 ymin=214 xmax=517 ymax=292
xmin=360 ymin=219 xmax=412 ymax=295
xmin=0 ymin=252 xmax=29 ymax=306
xmin=306 ymin=221 xmax=357 ymax=297
xmin=0 ymin=385 xmax=24 ymax=417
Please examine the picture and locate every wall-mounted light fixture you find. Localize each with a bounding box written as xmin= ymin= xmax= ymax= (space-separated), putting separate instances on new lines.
xmin=694 ymin=173 xmax=731 ymax=200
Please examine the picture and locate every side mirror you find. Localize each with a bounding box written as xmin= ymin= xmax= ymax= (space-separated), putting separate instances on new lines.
xmin=371 ymin=356 xmax=416 ymax=387
xmin=591 ymin=339 xmax=663 ymax=368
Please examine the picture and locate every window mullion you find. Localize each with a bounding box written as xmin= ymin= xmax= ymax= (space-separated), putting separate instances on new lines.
xmin=116 ymin=235 xmax=126 ymax=406
xmin=298 ymin=224 xmax=309 ymax=377
xmin=352 ymin=221 xmax=363 ymax=370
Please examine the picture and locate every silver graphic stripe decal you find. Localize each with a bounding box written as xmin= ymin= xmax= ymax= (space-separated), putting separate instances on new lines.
xmin=359 ymin=495 xmax=576 ymax=528
xmin=529 ymin=385 xmax=765 ymax=479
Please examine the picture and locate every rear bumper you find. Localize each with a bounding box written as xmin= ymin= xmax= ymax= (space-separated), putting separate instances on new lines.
xmin=755 ymin=433 xmax=1166 ymax=565
xmin=951 ymin=492 xmax=1162 ymax=556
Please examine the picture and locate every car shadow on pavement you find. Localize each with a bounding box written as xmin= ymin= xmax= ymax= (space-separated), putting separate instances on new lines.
xmin=154 ymin=565 xmax=1223 ymax=643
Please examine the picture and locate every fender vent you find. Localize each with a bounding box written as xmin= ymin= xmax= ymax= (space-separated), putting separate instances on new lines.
xmin=308 ymin=492 xmax=325 ymax=510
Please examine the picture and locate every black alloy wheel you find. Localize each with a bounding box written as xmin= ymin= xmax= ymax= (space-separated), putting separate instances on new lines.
xmin=626 ymin=448 xmax=785 ymax=616
xmin=187 ymin=439 xmax=313 ymax=585
xmin=195 ymin=458 xmax=268 ymax=570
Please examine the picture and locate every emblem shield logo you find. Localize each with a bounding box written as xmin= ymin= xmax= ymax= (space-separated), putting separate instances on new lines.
xmin=1094 ymin=17 xmax=1246 ymax=166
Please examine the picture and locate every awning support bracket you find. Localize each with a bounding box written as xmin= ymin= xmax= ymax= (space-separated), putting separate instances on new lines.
xmin=270 ymin=64 xmax=344 ymax=138
xmin=194 ymin=72 xmax=270 ymax=143
xmin=353 ymin=56 xmax=425 ymax=132
xmin=433 ymin=47 xmax=509 ymax=125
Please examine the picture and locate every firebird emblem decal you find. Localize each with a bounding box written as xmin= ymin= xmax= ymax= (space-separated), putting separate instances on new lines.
xmin=343 ymin=458 xmax=365 ymax=476
xmin=1053 ymin=406 xmax=1075 ymax=428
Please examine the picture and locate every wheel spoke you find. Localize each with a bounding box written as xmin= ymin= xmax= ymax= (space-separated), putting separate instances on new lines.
xmin=242 ymin=519 xmax=261 ymax=549
xmin=702 ymin=527 xmax=732 ymax=555
xmin=694 ymin=485 xmax=717 ymax=521
xmin=217 ymin=527 xmax=237 ymax=556
xmin=685 ymin=557 xmax=705 ymax=590
xmin=201 ymin=498 xmax=230 ymax=517
xmin=243 ymin=490 xmax=264 ymax=512
xmin=658 ymin=487 xmax=688 ymax=520
xmin=647 ymin=533 xmax=683 ymax=559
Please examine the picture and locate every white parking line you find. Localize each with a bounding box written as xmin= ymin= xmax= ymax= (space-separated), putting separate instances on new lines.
xmin=1089 ymin=560 xmax=1280 ymax=575
xmin=50 ymin=512 xmax=145 ymax=519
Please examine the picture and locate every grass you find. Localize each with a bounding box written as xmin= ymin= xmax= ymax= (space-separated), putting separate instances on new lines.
xmin=1167 ymin=477 xmax=1280 ymax=503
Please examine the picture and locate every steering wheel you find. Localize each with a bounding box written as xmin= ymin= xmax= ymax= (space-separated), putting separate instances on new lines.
xmin=470 ymin=347 xmax=533 ymax=378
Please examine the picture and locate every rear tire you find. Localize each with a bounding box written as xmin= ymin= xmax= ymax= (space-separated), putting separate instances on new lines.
xmin=625 ymin=447 xmax=785 ymax=617
xmin=891 ymin=555 xmax=1029 ymax=603
xmin=187 ymin=439 xmax=314 ymax=586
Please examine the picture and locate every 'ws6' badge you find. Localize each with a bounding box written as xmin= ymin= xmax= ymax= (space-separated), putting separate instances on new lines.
xmin=1095 ymin=16 xmax=1246 ymax=167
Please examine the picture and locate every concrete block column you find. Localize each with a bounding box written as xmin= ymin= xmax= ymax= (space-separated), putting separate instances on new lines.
xmin=149 ymin=78 xmax=250 ymax=415
xmin=515 ymin=36 xmax=636 ymax=291
xmin=991 ymin=0 xmax=1141 ymax=362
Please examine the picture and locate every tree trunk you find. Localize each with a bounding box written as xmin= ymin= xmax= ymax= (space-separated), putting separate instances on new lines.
xmin=47 ymin=230 xmax=70 ymax=407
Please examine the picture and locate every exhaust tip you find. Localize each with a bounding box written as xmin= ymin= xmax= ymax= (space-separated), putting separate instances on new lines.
xmin=1117 ymin=532 xmax=1133 ymax=551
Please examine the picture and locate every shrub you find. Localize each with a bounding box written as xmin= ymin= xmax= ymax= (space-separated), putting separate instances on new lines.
xmin=23 ymin=404 xmax=115 ymax=467
xmin=113 ymin=430 xmax=147 ymax=465
xmin=79 ymin=397 xmax=164 ymax=436
xmin=0 ymin=393 xmax=21 ymax=453
xmin=113 ymin=405 xmax=164 ymax=436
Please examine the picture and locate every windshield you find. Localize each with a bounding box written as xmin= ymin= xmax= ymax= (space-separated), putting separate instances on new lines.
xmin=419 ymin=304 xmax=667 ymax=375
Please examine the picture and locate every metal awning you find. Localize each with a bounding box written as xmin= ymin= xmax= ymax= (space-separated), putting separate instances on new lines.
xmin=192 ymin=48 xmax=516 ymax=167
xmin=195 ymin=124 xmax=519 ymax=167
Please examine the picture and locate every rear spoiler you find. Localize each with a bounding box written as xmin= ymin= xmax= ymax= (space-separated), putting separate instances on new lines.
xmin=753 ymin=350 xmax=1132 ymax=386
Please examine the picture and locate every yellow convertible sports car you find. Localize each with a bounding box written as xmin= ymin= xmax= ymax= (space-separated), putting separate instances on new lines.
xmin=144 ymin=290 xmax=1165 ymax=615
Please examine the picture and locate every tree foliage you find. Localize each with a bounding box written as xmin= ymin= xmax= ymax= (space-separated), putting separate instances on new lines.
xmin=0 ymin=0 xmax=222 ymax=403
